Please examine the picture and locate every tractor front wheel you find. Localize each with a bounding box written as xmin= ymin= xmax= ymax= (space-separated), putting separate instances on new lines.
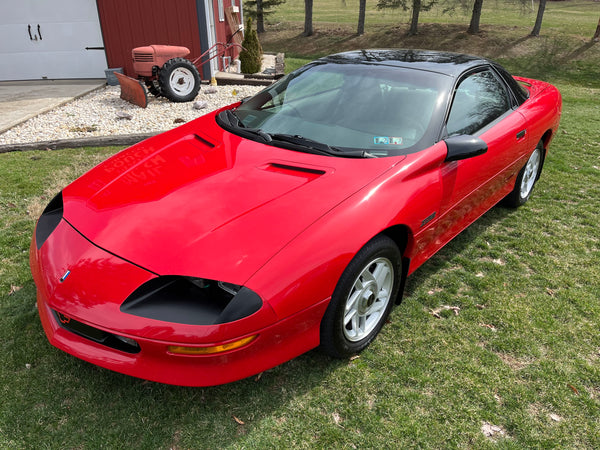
xmin=158 ymin=58 xmax=201 ymax=102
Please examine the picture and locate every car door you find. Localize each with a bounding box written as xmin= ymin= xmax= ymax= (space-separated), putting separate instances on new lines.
xmin=434 ymin=67 xmax=530 ymax=247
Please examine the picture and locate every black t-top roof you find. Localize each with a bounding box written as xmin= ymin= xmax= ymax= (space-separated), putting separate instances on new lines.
xmin=320 ymin=49 xmax=491 ymax=78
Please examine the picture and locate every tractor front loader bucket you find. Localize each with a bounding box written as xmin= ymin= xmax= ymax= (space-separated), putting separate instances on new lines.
xmin=115 ymin=72 xmax=148 ymax=108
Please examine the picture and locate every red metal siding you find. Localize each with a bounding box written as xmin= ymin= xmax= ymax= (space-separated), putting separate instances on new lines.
xmin=213 ymin=0 xmax=227 ymax=44
xmin=96 ymin=0 xmax=203 ymax=77
xmin=217 ymin=0 xmax=243 ymax=62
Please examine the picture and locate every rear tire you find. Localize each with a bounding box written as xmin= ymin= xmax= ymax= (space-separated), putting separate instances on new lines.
xmin=504 ymin=141 xmax=544 ymax=208
xmin=159 ymin=58 xmax=201 ymax=102
xmin=320 ymin=235 xmax=401 ymax=359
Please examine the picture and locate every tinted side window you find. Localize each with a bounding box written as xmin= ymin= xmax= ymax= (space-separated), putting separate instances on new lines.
xmin=492 ymin=63 xmax=529 ymax=105
xmin=446 ymin=70 xmax=511 ymax=136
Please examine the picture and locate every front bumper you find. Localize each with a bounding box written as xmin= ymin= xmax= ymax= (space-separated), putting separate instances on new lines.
xmin=31 ymin=219 xmax=328 ymax=386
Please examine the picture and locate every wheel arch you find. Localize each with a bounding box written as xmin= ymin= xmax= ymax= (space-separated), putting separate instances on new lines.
xmin=536 ymin=129 xmax=553 ymax=181
xmin=380 ymin=224 xmax=413 ymax=304
xmin=540 ymin=129 xmax=553 ymax=150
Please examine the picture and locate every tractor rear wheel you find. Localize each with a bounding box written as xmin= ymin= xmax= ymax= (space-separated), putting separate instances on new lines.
xmin=159 ymin=58 xmax=201 ymax=102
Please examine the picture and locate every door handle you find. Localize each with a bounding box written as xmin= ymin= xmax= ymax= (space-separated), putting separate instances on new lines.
xmin=517 ymin=130 xmax=526 ymax=140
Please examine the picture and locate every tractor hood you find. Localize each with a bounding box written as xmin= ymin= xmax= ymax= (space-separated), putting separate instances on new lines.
xmin=61 ymin=114 xmax=402 ymax=284
xmin=133 ymin=45 xmax=190 ymax=60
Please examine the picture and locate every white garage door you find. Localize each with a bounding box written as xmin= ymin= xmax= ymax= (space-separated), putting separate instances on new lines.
xmin=0 ymin=0 xmax=107 ymax=80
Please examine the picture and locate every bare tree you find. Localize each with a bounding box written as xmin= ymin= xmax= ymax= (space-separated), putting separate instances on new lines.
xmin=358 ymin=0 xmax=367 ymax=35
xmin=257 ymin=0 xmax=265 ymax=33
xmin=530 ymin=0 xmax=547 ymax=37
xmin=409 ymin=0 xmax=421 ymax=35
xmin=377 ymin=0 xmax=435 ymax=36
xmin=304 ymin=0 xmax=314 ymax=36
xmin=467 ymin=0 xmax=483 ymax=34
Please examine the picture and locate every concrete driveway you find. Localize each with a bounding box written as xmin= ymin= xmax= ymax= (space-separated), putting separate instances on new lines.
xmin=0 ymin=79 xmax=105 ymax=134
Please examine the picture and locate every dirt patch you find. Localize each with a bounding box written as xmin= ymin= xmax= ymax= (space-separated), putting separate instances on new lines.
xmin=495 ymin=352 xmax=534 ymax=370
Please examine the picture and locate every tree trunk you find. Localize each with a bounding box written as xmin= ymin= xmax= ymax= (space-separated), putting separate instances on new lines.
xmin=256 ymin=0 xmax=265 ymax=34
xmin=357 ymin=0 xmax=367 ymax=35
xmin=304 ymin=0 xmax=314 ymax=36
xmin=468 ymin=0 xmax=484 ymax=35
xmin=408 ymin=0 xmax=421 ymax=36
xmin=530 ymin=0 xmax=546 ymax=37
xmin=593 ymin=17 xmax=600 ymax=42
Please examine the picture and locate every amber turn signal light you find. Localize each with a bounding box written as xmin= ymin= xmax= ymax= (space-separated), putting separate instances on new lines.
xmin=168 ymin=334 xmax=258 ymax=355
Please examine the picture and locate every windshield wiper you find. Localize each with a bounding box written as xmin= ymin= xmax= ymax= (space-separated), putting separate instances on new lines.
xmin=217 ymin=110 xmax=272 ymax=143
xmin=221 ymin=109 xmax=245 ymax=128
xmin=217 ymin=111 xmax=374 ymax=158
xmin=268 ymin=133 xmax=375 ymax=158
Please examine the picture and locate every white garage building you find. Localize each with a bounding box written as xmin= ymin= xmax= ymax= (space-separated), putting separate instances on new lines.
xmin=0 ymin=0 xmax=107 ymax=80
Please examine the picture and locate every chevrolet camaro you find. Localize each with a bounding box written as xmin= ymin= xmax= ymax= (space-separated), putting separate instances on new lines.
xmin=30 ymin=50 xmax=562 ymax=386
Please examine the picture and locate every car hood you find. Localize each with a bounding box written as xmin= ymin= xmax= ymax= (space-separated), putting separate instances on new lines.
xmin=62 ymin=114 xmax=403 ymax=284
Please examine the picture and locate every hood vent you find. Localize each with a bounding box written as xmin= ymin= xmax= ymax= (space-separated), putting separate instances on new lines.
xmin=264 ymin=163 xmax=326 ymax=180
xmin=193 ymin=133 xmax=216 ymax=148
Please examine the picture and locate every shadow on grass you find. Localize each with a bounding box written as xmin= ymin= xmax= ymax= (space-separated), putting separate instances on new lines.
xmin=2 ymin=279 xmax=346 ymax=448
xmin=263 ymin=22 xmax=600 ymax=88
xmin=3 ymin=204 xmax=523 ymax=448
xmin=560 ymin=40 xmax=597 ymax=62
xmin=484 ymin=35 xmax=598 ymax=86
xmin=403 ymin=204 xmax=515 ymax=300
xmin=489 ymin=35 xmax=532 ymax=60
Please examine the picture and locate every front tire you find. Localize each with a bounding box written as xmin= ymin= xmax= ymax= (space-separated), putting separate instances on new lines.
xmin=320 ymin=235 xmax=402 ymax=359
xmin=159 ymin=58 xmax=201 ymax=102
xmin=504 ymin=141 xmax=544 ymax=208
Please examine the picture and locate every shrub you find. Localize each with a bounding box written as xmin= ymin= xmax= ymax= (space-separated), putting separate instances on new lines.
xmin=239 ymin=17 xmax=263 ymax=74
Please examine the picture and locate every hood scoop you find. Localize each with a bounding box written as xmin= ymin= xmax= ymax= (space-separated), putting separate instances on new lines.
xmin=260 ymin=162 xmax=327 ymax=180
xmin=192 ymin=133 xmax=216 ymax=148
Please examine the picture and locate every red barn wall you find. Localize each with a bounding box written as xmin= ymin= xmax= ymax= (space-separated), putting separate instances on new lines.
xmin=96 ymin=0 xmax=203 ymax=77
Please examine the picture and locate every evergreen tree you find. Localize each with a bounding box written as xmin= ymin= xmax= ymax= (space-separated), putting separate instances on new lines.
xmin=244 ymin=0 xmax=286 ymax=33
xmin=239 ymin=18 xmax=263 ymax=74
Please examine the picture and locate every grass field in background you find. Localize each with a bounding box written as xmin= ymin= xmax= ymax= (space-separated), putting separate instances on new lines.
xmin=266 ymin=0 xmax=599 ymax=35
xmin=1 ymin=1 xmax=599 ymax=447
xmin=261 ymin=0 xmax=600 ymax=87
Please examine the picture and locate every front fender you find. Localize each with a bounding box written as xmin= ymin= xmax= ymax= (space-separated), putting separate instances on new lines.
xmin=246 ymin=142 xmax=448 ymax=320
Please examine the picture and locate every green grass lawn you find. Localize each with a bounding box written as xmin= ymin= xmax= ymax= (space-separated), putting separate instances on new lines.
xmin=267 ymin=0 xmax=600 ymax=32
xmin=2 ymin=83 xmax=599 ymax=449
xmin=2 ymin=2 xmax=600 ymax=447
xmin=261 ymin=0 xmax=600 ymax=85
xmin=266 ymin=0 xmax=599 ymax=35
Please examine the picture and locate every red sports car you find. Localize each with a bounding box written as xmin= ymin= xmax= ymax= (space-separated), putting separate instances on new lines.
xmin=30 ymin=50 xmax=561 ymax=386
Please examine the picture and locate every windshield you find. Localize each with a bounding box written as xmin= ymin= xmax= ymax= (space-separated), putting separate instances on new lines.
xmin=229 ymin=62 xmax=450 ymax=157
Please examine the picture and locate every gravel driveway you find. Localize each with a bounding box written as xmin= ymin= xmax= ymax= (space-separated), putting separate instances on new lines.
xmin=0 ymin=83 xmax=263 ymax=146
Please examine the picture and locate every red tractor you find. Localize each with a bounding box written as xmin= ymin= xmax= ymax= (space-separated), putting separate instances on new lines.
xmin=132 ymin=45 xmax=201 ymax=102
xmin=130 ymin=43 xmax=242 ymax=102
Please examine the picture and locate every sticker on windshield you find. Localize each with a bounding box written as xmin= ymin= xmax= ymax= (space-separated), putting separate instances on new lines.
xmin=374 ymin=136 xmax=403 ymax=145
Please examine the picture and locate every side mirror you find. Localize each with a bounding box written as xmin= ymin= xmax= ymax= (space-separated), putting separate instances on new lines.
xmin=444 ymin=135 xmax=488 ymax=162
